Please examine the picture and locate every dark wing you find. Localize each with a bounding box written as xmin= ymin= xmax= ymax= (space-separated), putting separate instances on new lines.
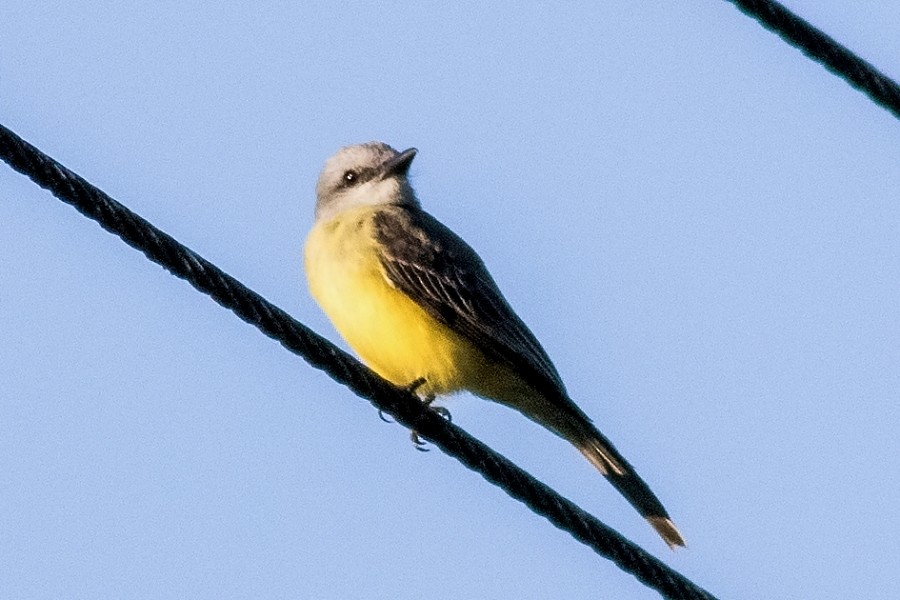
xmin=372 ymin=206 xmax=572 ymax=407
xmin=374 ymin=208 xmax=686 ymax=547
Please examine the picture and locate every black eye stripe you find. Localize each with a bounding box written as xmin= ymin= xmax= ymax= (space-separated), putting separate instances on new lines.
xmin=339 ymin=167 xmax=377 ymax=188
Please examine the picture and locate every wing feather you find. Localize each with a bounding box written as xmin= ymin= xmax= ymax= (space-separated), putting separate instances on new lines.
xmin=372 ymin=207 xmax=569 ymax=406
xmin=372 ymin=207 xmax=684 ymax=547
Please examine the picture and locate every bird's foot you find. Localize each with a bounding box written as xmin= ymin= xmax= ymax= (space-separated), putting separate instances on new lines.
xmin=379 ymin=377 xmax=429 ymax=423
xmin=428 ymin=403 xmax=452 ymax=422
xmin=414 ymin=381 xmax=451 ymax=422
xmin=410 ymin=429 xmax=430 ymax=452
xmin=404 ymin=377 xmax=452 ymax=451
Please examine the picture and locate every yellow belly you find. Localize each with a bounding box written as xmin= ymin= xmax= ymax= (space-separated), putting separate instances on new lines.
xmin=304 ymin=206 xmax=485 ymax=397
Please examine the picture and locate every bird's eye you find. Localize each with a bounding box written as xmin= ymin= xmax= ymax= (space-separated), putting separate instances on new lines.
xmin=343 ymin=170 xmax=358 ymax=184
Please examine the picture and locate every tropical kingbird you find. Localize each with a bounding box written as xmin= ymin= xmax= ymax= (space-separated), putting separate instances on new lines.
xmin=304 ymin=142 xmax=684 ymax=548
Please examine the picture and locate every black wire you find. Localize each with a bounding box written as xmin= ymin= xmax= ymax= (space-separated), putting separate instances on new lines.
xmin=726 ymin=0 xmax=900 ymax=120
xmin=0 ymin=123 xmax=719 ymax=599
xmin=5 ymin=5 xmax=895 ymax=596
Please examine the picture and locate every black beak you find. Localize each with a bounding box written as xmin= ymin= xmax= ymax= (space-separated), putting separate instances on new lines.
xmin=381 ymin=147 xmax=417 ymax=178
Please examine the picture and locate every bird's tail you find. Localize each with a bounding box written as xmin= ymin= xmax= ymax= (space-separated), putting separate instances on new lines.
xmin=485 ymin=380 xmax=684 ymax=548
xmin=574 ymin=424 xmax=685 ymax=549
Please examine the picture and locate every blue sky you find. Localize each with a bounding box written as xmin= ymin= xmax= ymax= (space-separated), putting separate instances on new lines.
xmin=2 ymin=2 xmax=899 ymax=599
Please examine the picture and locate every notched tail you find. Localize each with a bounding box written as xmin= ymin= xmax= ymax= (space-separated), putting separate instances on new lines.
xmin=576 ymin=434 xmax=685 ymax=549
xmin=648 ymin=516 xmax=686 ymax=549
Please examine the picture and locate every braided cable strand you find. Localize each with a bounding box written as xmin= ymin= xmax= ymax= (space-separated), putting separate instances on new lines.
xmin=726 ymin=0 xmax=900 ymax=120
xmin=0 ymin=123 xmax=718 ymax=599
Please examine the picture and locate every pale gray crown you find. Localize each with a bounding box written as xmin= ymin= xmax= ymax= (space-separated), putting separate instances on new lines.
xmin=314 ymin=142 xmax=419 ymax=222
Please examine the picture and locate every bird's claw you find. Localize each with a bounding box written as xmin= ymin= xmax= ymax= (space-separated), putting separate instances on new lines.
xmin=420 ymin=390 xmax=451 ymax=422
xmin=410 ymin=430 xmax=430 ymax=452
xmin=430 ymin=405 xmax=452 ymax=422
xmin=408 ymin=400 xmax=450 ymax=451
xmin=380 ymin=378 xmax=427 ymax=424
xmin=400 ymin=376 xmax=451 ymax=449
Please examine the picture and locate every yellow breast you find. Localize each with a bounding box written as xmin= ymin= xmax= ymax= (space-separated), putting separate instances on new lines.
xmin=304 ymin=206 xmax=481 ymax=397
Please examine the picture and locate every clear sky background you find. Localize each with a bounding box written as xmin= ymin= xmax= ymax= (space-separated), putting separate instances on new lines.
xmin=2 ymin=2 xmax=899 ymax=599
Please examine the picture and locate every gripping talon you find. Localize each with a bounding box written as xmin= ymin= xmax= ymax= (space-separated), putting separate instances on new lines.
xmin=410 ymin=430 xmax=430 ymax=451
xmin=420 ymin=392 xmax=451 ymax=422
xmin=401 ymin=377 xmax=450 ymax=448
xmin=431 ymin=405 xmax=452 ymax=422
xmin=378 ymin=409 xmax=393 ymax=423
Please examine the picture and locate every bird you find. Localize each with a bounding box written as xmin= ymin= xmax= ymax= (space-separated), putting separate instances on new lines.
xmin=304 ymin=142 xmax=684 ymax=548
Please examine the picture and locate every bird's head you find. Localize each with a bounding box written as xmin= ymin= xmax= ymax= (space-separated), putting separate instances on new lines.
xmin=314 ymin=142 xmax=418 ymax=222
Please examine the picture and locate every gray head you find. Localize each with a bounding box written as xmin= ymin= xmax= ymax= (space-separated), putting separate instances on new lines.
xmin=314 ymin=142 xmax=419 ymax=222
